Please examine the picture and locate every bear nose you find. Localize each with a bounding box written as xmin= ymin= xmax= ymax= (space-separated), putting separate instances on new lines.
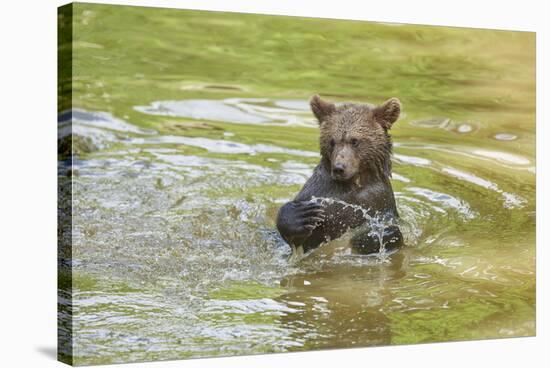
xmin=333 ymin=163 xmax=346 ymax=175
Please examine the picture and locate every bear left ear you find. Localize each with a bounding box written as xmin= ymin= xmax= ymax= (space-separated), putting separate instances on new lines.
xmin=374 ymin=98 xmax=401 ymax=130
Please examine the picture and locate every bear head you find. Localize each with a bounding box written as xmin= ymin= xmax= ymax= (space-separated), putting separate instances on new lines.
xmin=310 ymin=94 xmax=401 ymax=183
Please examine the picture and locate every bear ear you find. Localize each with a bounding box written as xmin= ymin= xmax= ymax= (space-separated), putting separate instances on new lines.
xmin=310 ymin=94 xmax=336 ymax=123
xmin=373 ymin=98 xmax=401 ymax=130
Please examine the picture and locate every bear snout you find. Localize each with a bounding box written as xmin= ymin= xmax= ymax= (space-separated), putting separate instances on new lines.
xmin=331 ymin=146 xmax=359 ymax=181
xmin=332 ymin=161 xmax=356 ymax=181
xmin=332 ymin=162 xmax=346 ymax=176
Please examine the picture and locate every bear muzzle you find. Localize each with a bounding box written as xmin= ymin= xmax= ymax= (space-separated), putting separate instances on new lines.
xmin=331 ymin=162 xmax=357 ymax=181
xmin=330 ymin=146 xmax=359 ymax=181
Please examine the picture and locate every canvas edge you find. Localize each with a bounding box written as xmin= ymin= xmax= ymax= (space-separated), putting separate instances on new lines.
xmin=58 ymin=2 xmax=75 ymax=366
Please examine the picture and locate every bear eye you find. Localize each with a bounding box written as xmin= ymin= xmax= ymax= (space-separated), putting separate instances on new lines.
xmin=350 ymin=138 xmax=359 ymax=147
xmin=330 ymin=139 xmax=336 ymax=147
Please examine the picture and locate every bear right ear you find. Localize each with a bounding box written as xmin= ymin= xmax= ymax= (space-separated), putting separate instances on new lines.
xmin=373 ymin=97 xmax=401 ymax=130
xmin=310 ymin=95 xmax=336 ymax=123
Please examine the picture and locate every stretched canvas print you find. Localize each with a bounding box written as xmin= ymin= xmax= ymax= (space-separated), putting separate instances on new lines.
xmin=58 ymin=2 xmax=536 ymax=366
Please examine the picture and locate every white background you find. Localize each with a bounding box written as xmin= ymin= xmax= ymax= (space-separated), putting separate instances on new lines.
xmin=0 ymin=0 xmax=546 ymax=367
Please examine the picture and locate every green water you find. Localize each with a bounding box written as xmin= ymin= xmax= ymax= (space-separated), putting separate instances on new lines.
xmin=58 ymin=4 xmax=535 ymax=365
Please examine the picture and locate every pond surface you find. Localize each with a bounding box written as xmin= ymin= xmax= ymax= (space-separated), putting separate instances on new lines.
xmin=58 ymin=4 xmax=535 ymax=365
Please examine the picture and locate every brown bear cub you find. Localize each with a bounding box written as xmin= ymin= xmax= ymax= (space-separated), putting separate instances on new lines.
xmin=276 ymin=95 xmax=404 ymax=256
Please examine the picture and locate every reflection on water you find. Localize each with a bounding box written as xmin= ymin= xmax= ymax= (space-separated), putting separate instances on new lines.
xmin=135 ymin=98 xmax=318 ymax=127
xmin=131 ymin=135 xmax=319 ymax=157
xmin=59 ymin=4 xmax=535 ymax=366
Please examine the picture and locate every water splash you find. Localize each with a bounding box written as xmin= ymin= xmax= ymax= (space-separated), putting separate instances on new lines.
xmin=309 ymin=196 xmax=395 ymax=261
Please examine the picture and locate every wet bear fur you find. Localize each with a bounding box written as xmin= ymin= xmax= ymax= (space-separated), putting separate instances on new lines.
xmin=276 ymin=95 xmax=404 ymax=255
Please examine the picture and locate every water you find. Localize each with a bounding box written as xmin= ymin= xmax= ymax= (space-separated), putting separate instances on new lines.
xmin=59 ymin=4 xmax=535 ymax=365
